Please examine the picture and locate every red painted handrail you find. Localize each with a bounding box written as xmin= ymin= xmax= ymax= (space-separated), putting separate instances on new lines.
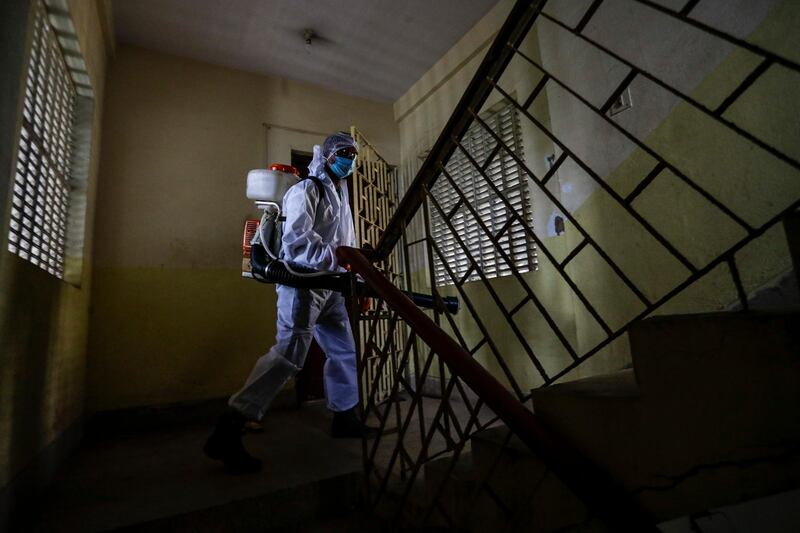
xmin=337 ymin=245 xmax=657 ymax=532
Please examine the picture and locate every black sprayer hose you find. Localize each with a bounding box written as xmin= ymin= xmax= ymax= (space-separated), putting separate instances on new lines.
xmin=250 ymin=245 xmax=459 ymax=314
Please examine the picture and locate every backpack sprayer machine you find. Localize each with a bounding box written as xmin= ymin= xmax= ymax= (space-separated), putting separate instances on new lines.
xmin=241 ymin=164 xmax=459 ymax=315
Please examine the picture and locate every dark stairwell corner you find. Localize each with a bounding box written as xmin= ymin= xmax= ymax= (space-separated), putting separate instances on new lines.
xmin=19 ymin=399 xmax=372 ymax=533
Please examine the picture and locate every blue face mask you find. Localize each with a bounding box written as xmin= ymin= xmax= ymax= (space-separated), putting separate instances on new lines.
xmin=329 ymin=156 xmax=355 ymax=178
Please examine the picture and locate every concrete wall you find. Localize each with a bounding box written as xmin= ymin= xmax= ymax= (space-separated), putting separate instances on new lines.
xmin=87 ymin=45 xmax=399 ymax=412
xmin=395 ymin=0 xmax=798 ymax=392
xmin=0 ymin=0 xmax=110 ymax=519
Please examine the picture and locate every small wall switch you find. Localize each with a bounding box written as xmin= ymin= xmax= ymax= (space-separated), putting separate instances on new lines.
xmin=608 ymin=87 xmax=633 ymax=116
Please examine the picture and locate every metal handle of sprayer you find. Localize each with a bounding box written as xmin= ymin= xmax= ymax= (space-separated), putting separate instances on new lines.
xmin=349 ymin=244 xmax=459 ymax=314
xmin=249 ymin=244 xmax=459 ymax=314
xmin=356 ymin=282 xmax=460 ymax=315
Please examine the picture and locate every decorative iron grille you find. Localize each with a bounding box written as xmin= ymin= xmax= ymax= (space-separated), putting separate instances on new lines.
xmin=354 ymin=0 xmax=800 ymax=529
xmin=350 ymin=127 xmax=406 ymax=406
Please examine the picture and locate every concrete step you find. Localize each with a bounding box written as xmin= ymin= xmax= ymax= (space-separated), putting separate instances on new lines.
xmin=531 ymin=369 xmax=644 ymax=494
xmin=630 ymin=311 xmax=800 ymax=406
xmin=531 ymin=369 xmax=642 ymax=445
xmin=534 ymin=368 xmax=639 ymax=400
xmin=423 ymin=451 xmax=478 ymax=527
xmin=109 ymin=472 xmax=362 ymax=532
xmin=368 ymin=469 xmax=429 ymax=528
xmin=630 ymin=311 xmax=800 ymax=510
xmin=469 ymin=426 xmax=606 ymax=532
xmin=529 ymin=312 xmax=800 ymax=520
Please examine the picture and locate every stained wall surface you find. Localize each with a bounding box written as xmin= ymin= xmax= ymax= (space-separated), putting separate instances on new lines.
xmin=87 ymin=45 xmax=399 ymax=411
xmin=0 ymin=0 xmax=110 ymax=509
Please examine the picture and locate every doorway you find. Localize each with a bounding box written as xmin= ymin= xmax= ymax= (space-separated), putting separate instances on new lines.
xmin=290 ymin=149 xmax=325 ymax=404
xmin=291 ymin=150 xmax=312 ymax=179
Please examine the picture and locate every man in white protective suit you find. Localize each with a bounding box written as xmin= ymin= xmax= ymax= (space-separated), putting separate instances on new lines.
xmin=204 ymin=132 xmax=368 ymax=473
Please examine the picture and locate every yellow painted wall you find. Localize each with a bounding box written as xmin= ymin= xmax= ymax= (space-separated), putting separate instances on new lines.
xmin=0 ymin=0 xmax=109 ymax=490
xmin=395 ymin=0 xmax=799 ymax=393
xmin=87 ymin=45 xmax=399 ymax=412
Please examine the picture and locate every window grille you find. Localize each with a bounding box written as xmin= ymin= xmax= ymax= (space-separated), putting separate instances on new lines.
xmin=430 ymin=102 xmax=537 ymax=285
xmin=7 ymin=1 xmax=77 ymax=278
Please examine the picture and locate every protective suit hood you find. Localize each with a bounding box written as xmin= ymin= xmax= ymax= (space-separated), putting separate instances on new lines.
xmin=307 ymin=144 xmax=330 ymax=182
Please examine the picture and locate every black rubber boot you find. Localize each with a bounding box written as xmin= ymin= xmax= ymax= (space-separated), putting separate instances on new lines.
xmin=204 ymin=409 xmax=262 ymax=473
xmin=331 ymin=407 xmax=375 ymax=439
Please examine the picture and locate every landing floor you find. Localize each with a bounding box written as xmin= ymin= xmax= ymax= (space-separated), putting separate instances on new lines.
xmin=28 ymin=403 xmax=362 ymax=533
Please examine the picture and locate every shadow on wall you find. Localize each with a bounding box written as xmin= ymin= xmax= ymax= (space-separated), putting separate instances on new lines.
xmin=0 ymin=258 xmax=87 ymax=532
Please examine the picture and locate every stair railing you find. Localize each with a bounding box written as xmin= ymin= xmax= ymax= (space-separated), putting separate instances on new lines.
xmin=373 ymin=0 xmax=800 ymax=395
xmin=339 ymin=246 xmax=657 ymax=530
xmin=343 ymin=0 xmax=800 ymax=528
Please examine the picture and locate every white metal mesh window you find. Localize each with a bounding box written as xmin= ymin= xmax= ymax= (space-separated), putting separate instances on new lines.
xmin=8 ymin=1 xmax=77 ymax=278
xmin=430 ymin=103 xmax=537 ymax=285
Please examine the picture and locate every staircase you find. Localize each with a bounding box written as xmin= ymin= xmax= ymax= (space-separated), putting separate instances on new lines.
xmin=344 ymin=205 xmax=800 ymax=531
xmin=11 ymin=0 xmax=800 ymax=530
xmin=539 ymin=311 xmax=800 ymax=519
xmin=343 ymin=0 xmax=800 ymax=528
xmin=418 ymin=310 xmax=799 ymax=532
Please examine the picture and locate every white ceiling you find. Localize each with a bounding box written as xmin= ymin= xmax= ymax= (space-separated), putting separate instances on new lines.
xmin=111 ymin=0 xmax=500 ymax=102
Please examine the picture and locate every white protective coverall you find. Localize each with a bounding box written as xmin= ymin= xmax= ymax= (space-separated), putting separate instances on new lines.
xmin=229 ymin=144 xmax=358 ymax=420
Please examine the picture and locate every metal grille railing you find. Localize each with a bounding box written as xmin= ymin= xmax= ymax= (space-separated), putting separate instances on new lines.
xmin=350 ymin=127 xmax=405 ymax=405
xmin=351 ymin=0 xmax=800 ymax=529
xmin=342 ymin=246 xmax=654 ymax=531
xmin=381 ymin=0 xmax=800 ymax=391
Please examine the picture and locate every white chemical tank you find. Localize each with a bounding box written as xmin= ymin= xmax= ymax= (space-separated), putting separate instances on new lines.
xmin=246 ymin=164 xmax=300 ymax=205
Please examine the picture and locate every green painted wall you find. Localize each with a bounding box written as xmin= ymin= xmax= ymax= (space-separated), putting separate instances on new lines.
xmin=88 ymin=268 xmax=274 ymax=408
